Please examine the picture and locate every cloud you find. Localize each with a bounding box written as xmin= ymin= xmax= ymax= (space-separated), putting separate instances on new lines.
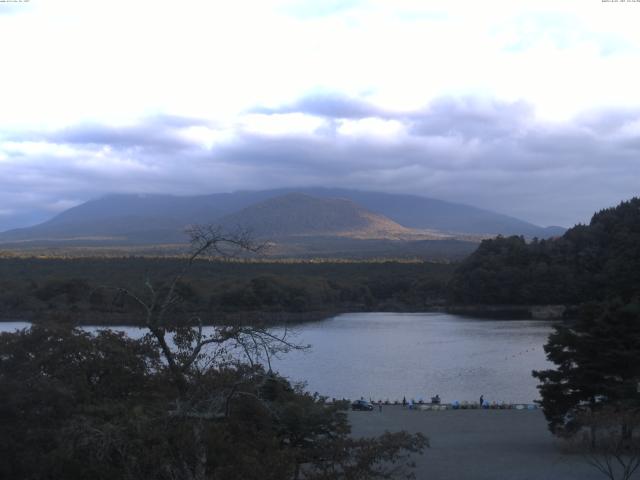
xmin=33 ymin=115 xmax=212 ymax=153
xmin=406 ymin=98 xmax=534 ymax=140
xmin=213 ymin=96 xmax=640 ymax=225
xmin=2 ymin=1 xmax=640 ymax=233
xmin=253 ymin=92 xmax=388 ymax=119
xmin=0 ymin=3 xmax=33 ymax=16
xmin=1 ymin=95 xmax=640 ymax=231
xmin=46 ymin=124 xmax=192 ymax=154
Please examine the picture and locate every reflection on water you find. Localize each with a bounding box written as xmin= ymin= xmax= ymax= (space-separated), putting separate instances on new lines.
xmin=0 ymin=313 xmax=555 ymax=403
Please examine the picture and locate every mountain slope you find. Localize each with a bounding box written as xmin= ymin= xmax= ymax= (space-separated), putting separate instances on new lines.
xmin=0 ymin=188 xmax=564 ymax=245
xmin=218 ymin=193 xmax=412 ymax=239
xmin=274 ymin=187 xmax=565 ymax=237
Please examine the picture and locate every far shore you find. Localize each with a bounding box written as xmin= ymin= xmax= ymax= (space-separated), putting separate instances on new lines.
xmin=445 ymin=304 xmax=569 ymax=320
xmin=0 ymin=310 xmax=343 ymax=327
xmin=0 ymin=304 xmax=570 ymax=326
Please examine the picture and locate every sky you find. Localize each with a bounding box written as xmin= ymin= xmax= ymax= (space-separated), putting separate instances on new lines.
xmin=1 ymin=0 xmax=640 ymax=231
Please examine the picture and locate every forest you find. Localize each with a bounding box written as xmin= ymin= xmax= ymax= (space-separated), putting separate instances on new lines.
xmin=0 ymin=256 xmax=454 ymax=325
xmin=449 ymin=198 xmax=640 ymax=306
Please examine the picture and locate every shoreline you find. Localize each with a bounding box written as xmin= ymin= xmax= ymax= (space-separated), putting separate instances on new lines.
xmin=343 ymin=401 xmax=540 ymax=410
xmin=0 ymin=309 xmax=344 ymax=327
xmin=445 ymin=304 xmax=569 ymax=320
xmin=0 ymin=305 xmax=567 ymax=326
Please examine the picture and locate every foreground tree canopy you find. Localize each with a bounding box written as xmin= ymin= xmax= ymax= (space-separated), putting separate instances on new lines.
xmin=0 ymin=324 xmax=427 ymax=480
xmin=0 ymin=227 xmax=427 ymax=480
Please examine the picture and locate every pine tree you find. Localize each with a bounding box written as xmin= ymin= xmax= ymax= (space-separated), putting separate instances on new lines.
xmin=533 ymin=302 xmax=640 ymax=435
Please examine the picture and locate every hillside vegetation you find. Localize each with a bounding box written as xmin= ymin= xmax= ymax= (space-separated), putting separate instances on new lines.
xmin=449 ymin=198 xmax=640 ymax=305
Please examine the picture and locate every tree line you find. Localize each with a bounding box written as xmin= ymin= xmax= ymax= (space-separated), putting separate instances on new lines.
xmin=449 ymin=198 xmax=640 ymax=306
xmin=0 ymin=257 xmax=453 ymax=324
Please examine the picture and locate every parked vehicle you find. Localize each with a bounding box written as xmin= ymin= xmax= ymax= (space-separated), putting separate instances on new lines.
xmin=351 ymin=399 xmax=374 ymax=411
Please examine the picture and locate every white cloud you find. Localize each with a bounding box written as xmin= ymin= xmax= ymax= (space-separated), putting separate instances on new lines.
xmin=1 ymin=141 xmax=79 ymax=157
xmin=2 ymin=0 xmax=640 ymax=129
xmin=337 ymin=118 xmax=405 ymax=138
xmin=239 ymin=114 xmax=326 ymax=136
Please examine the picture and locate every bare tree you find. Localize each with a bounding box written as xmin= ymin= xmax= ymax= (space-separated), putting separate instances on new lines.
xmin=111 ymin=226 xmax=298 ymax=381
xmin=572 ymin=407 xmax=640 ymax=480
xmin=108 ymin=225 xmax=307 ymax=480
xmin=90 ymin=226 xmax=426 ymax=480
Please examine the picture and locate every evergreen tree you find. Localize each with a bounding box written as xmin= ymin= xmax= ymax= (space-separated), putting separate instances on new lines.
xmin=533 ymin=302 xmax=640 ymax=435
xmin=449 ymin=197 xmax=640 ymax=306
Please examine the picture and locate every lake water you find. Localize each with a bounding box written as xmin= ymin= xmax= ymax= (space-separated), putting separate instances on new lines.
xmin=0 ymin=312 xmax=555 ymax=403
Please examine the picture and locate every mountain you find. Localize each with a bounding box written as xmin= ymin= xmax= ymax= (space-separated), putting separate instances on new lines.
xmin=218 ymin=193 xmax=413 ymax=239
xmin=0 ymin=188 xmax=564 ymax=255
xmin=0 ymin=193 xmax=267 ymax=244
xmin=278 ymin=187 xmax=566 ymax=237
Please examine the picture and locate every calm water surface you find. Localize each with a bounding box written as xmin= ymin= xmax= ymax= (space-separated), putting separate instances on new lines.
xmin=271 ymin=313 xmax=555 ymax=403
xmin=1 ymin=313 xmax=555 ymax=403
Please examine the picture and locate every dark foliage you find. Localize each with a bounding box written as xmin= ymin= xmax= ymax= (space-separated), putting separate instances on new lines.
xmin=0 ymin=324 xmax=427 ymax=480
xmin=533 ymin=302 xmax=640 ymax=435
xmin=0 ymin=323 xmax=164 ymax=479
xmin=449 ymin=197 xmax=640 ymax=305
xmin=0 ymin=258 xmax=453 ymax=324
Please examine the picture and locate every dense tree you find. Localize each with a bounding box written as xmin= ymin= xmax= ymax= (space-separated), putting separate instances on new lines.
xmin=0 ymin=256 xmax=453 ymax=324
xmin=449 ymin=198 xmax=640 ymax=306
xmin=0 ymin=323 xmax=164 ymax=479
xmin=533 ymin=302 xmax=640 ymax=437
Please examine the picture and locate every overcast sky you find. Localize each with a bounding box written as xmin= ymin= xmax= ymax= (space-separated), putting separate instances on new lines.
xmin=1 ymin=0 xmax=640 ymax=231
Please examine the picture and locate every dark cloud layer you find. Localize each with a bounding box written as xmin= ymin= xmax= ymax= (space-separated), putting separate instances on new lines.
xmin=25 ymin=115 xmax=211 ymax=153
xmin=407 ymin=98 xmax=534 ymax=140
xmin=1 ymin=97 xmax=639 ymax=231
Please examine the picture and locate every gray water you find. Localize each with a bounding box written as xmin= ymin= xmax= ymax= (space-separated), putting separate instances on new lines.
xmin=0 ymin=312 xmax=555 ymax=403
xmin=271 ymin=312 xmax=554 ymax=404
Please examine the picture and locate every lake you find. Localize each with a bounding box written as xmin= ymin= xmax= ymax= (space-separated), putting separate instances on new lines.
xmin=0 ymin=312 xmax=555 ymax=403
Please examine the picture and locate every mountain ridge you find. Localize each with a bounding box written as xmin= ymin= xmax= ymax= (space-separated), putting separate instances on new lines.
xmin=0 ymin=188 xmax=565 ymax=250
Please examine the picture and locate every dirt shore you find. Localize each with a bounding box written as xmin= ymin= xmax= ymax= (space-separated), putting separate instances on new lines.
xmin=349 ymin=406 xmax=607 ymax=480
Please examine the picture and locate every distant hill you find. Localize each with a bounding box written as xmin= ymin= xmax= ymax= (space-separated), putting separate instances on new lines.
xmin=283 ymin=187 xmax=566 ymax=237
xmin=0 ymin=188 xmax=564 ymax=258
xmin=218 ymin=193 xmax=412 ymax=239
xmin=449 ymin=197 xmax=640 ymax=305
xmin=0 ymin=193 xmax=268 ymax=244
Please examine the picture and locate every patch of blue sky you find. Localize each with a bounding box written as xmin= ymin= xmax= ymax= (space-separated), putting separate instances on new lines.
xmin=279 ymin=0 xmax=364 ymax=19
xmin=495 ymin=11 xmax=636 ymax=56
